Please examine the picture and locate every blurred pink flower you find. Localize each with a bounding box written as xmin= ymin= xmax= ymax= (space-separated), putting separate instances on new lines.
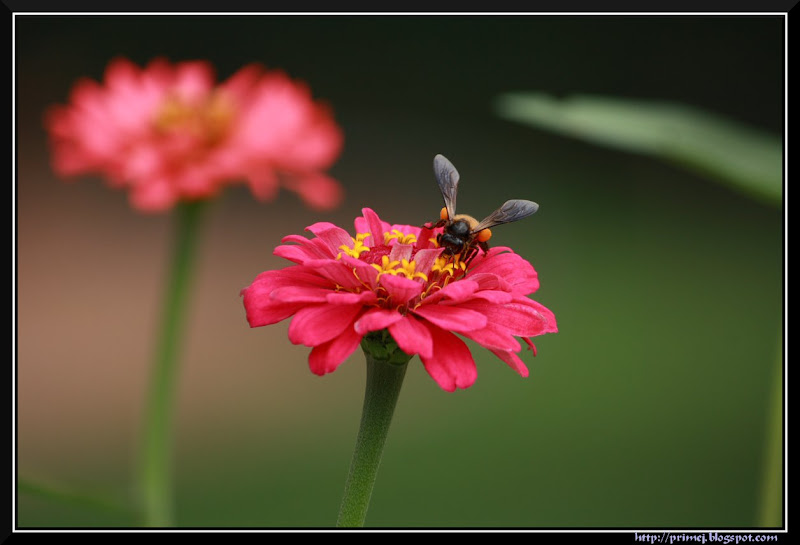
xmin=241 ymin=208 xmax=557 ymax=392
xmin=45 ymin=57 xmax=344 ymax=212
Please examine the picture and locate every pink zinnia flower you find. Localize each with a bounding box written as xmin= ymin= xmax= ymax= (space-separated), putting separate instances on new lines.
xmin=45 ymin=57 xmax=344 ymax=212
xmin=241 ymin=208 xmax=557 ymax=392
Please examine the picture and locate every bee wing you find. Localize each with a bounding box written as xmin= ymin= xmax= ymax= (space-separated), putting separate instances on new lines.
xmin=433 ymin=154 xmax=460 ymax=220
xmin=472 ymin=199 xmax=539 ymax=232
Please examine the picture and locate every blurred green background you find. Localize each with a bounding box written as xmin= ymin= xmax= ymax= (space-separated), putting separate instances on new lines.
xmin=15 ymin=15 xmax=784 ymax=528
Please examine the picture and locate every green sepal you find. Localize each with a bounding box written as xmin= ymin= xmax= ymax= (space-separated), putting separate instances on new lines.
xmin=360 ymin=329 xmax=413 ymax=366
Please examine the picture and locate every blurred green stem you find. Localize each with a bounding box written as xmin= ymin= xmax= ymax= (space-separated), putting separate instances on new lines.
xmin=337 ymin=344 xmax=410 ymax=527
xmin=757 ymin=333 xmax=783 ymax=527
xmin=139 ymin=201 xmax=206 ymax=527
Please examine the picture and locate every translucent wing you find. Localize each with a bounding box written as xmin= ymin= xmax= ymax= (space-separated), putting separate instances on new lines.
xmin=472 ymin=199 xmax=539 ymax=232
xmin=433 ymin=154 xmax=460 ymax=220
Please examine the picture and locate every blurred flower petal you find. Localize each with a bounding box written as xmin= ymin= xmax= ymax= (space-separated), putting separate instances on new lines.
xmin=45 ymin=57 xmax=344 ymax=212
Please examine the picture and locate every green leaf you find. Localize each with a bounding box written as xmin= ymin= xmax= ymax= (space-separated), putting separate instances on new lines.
xmin=493 ymin=92 xmax=782 ymax=206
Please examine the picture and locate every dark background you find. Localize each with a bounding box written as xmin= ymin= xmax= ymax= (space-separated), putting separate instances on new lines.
xmin=15 ymin=14 xmax=784 ymax=528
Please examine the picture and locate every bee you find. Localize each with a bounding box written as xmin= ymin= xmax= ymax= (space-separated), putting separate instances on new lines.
xmin=426 ymin=154 xmax=539 ymax=265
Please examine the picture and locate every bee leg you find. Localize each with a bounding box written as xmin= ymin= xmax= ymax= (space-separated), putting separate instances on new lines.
xmin=462 ymin=246 xmax=478 ymax=269
xmin=422 ymin=219 xmax=447 ymax=230
xmin=464 ymin=241 xmax=488 ymax=269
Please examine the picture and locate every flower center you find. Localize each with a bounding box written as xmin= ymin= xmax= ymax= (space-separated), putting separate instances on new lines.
xmin=153 ymin=91 xmax=235 ymax=147
xmin=370 ymin=255 xmax=428 ymax=282
xmin=334 ymin=229 xmax=476 ymax=312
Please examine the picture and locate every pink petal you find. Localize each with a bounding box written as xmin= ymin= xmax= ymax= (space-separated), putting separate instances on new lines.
xmin=270 ymin=285 xmax=331 ymax=303
xmin=274 ymin=243 xmax=324 ymax=264
xmin=306 ymin=222 xmax=354 ymax=253
xmin=288 ymin=303 xmax=364 ymax=346
xmin=388 ymin=315 xmax=434 ymax=359
xmin=176 ymin=168 xmax=219 ymax=199
xmin=467 ymin=249 xmax=540 ymax=295
xmin=124 ymin=146 xmax=162 ymax=179
xmin=458 ymin=298 xmax=558 ymax=337
xmin=354 ymin=308 xmax=403 ymax=334
xmin=409 ymin=248 xmax=441 ymax=278
xmin=284 ymin=173 xmax=343 ymax=211
xmin=467 ymin=272 xmax=513 ymax=293
xmin=489 ymin=349 xmax=530 ymax=378
xmin=521 ymin=300 xmax=558 ymax=335
xmin=470 ymin=290 xmax=514 ymax=304
xmin=415 ymin=225 xmax=439 ymax=250
xmin=129 ymin=177 xmax=178 ymax=212
xmin=278 ymin=111 xmax=343 ymax=168
xmin=419 ymin=323 xmax=477 ymax=392
xmin=388 ymin=243 xmax=413 ymax=263
xmin=246 ymin=267 xmax=331 ymax=292
xmin=464 ymin=328 xmax=520 ymax=353
xmin=327 ymin=290 xmax=378 ymax=305
xmin=246 ymin=168 xmax=280 ymax=201
xmin=105 ymin=57 xmax=141 ymax=90
xmin=242 ymin=299 xmax=305 ymax=328
xmin=412 ymin=304 xmax=487 ymax=333
xmin=219 ymin=63 xmax=263 ymax=101
xmin=240 ymin=268 xmax=330 ymax=327
xmin=379 ymin=273 xmax=423 ymax=304
xmin=232 ymin=75 xmax=304 ymax=156
xmin=274 ymin=235 xmax=338 ymax=263
xmin=281 ymin=234 xmax=332 ymax=252
xmin=240 ymin=279 xmax=305 ymax=326
xmin=522 ymin=337 xmax=538 ymax=356
xmin=360 ymin=208 xmax=388 ymax=247
xmin=173 ymin=60 xmax=215 ymax=102
xmin=339 ymin=255 xmax=380 ymax=289
xmin=242 ymin=268 xmax=298 ymax=292
xmin=308 ymin=322 xmax=364 ymax=376
xmin=353 ymin=216 xmax=368 ymax=236
xmin=421 ymin=279 xmax=479 ymax=305
xmin=302 ymin=258 xmax=365 ymax=290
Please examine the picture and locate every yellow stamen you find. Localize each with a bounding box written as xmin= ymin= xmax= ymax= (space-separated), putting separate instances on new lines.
xmin=371 ymin=255 xmax=427 ymax=282
xmin=371 ymin=255 xmax=401 ymax=279
xmin=432 ymin=256 xmax=455 ymax=276
xmin=431 ymin=255 xmax=467 ymax=279
xmin=154 ymin=91 xmax=235 ymax=146
xmin=395 ymin=259 xmax=428 ymax=282
xmin=338 ymin=232 xmax=371 ymax=259
xmin=384 ymin=229 xmax=418 ymax=245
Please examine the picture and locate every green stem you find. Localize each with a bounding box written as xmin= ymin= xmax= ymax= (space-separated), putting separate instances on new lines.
xmin=757 ymin=333 xmax=783 ymax=527
xmin=139 ymin=201 xmax=206 ymax=527
xmin=336 ymin=347 xmax=410 ymax=527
